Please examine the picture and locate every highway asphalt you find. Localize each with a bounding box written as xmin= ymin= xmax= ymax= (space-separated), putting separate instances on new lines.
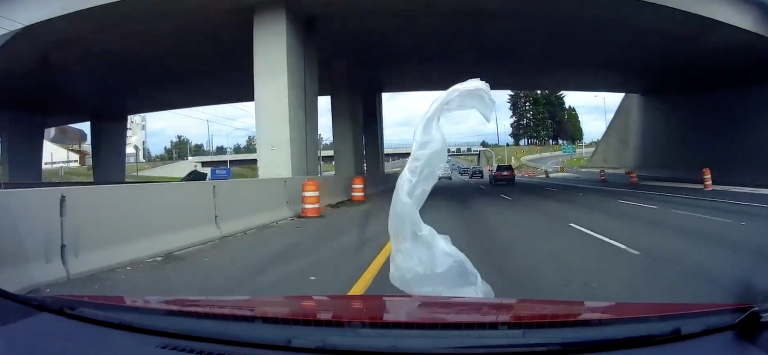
xmin=37 ymin=167 xmax=768 ymax=305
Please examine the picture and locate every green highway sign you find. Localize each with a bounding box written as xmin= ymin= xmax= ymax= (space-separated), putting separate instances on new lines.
xmin=562 ymin=145 xmax=577 ymax=154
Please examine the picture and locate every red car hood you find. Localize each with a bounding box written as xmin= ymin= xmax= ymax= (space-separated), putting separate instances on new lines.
xmin=54 ymin=295 xmax=754 ymax=324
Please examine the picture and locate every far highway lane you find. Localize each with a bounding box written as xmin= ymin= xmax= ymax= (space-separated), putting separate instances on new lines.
xmin=367 ymin=171 xmax=768 ymax=304
xmin=38 ymin=169 xmax=768 ymax=305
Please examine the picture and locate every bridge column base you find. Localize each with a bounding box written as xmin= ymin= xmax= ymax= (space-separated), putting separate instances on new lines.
xmin=253 ymin=5 xmax=319 ymax=178
xmin=588 ymin=86 xmax=768 ymax=185
xmin=91 ymin=115 xmax=127 ymax=183
xmin=362 ymin=85 xmax=384 ymax=176
xmin=330 ymin=59 xmax=365 ymax=179
xmin=0 ymin=112 xmax=45 ymax=183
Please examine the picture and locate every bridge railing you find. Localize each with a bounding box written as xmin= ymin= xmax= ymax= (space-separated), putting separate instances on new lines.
xmin=383 ymin=141 xmax=483 ymax=149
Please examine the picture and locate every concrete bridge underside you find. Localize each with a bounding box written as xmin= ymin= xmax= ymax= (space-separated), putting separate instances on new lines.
xmin=1 ymin=0 xmax=768 ymax=183
xmin=586 ymin=87 xmax=768 ymax=186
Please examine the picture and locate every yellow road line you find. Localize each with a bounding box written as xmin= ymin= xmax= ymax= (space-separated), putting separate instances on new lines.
xmin=347 ymin=241 xmax=392 ymax=295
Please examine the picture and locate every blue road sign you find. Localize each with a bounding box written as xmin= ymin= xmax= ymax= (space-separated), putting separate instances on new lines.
xmin=561 ymin=145 xmax=577 ymax=154
xmin=210 ymin=168 xmax=232 ymax=180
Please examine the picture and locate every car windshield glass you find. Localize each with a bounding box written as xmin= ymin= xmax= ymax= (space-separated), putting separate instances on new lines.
xmin=3 ymin=2 xmax=766 ymax=353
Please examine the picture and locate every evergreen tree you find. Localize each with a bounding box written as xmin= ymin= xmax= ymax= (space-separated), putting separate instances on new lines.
xmin=507 ymin=90 xmax=581 ymax=146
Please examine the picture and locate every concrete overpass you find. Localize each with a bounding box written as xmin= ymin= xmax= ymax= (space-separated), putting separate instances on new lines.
xmin=1 ymin=0 xmax=768 ymax=183
xmin=184 ymin=146 xmax=482 ymax=168
xmin=5 ymin=0 xmax=768 ymax=307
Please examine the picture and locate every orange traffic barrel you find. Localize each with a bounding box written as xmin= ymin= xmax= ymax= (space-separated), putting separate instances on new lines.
xmin=351 ymin=176 xmax=365 ymax=202
xmin=600 ymin=169 xmax=607 ymax=182
xmin=703 ymin=168 xmax=713 ymax=190
xmin=629 ymin=170 xmax=639 ymax=184
xmin=300 ymin=178 xmax=321 ymax=218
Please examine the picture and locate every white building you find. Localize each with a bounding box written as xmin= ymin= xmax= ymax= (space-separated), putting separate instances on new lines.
xmin=40 ymin=125 xmax=88 ymax=168
xmin=43 ymin=115 xmax=148 ymax=167
xmin=125 ymin=114 xmax=147 ymax=163
xmin=42 ymin=140 xmax=81 ymax=168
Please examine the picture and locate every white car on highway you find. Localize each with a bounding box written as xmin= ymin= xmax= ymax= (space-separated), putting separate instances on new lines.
xmin=438 ymin=167 xmax=452 ymax=180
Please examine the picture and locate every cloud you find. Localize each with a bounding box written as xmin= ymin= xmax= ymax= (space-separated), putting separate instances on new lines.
xmin=66 ymin=90 xmax=623 ymax=153
xmin=562 ymin=92 xmax=624 ymax=142
xmin=377 ymin=90 xmax=623 ymax=145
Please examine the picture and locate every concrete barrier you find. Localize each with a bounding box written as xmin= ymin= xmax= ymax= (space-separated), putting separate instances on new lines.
xmin=61 ymin=182 xmax=221 ymax=278
xmin=366 ymin=173 xmax=400 ymax=195
xmin=284 ymin=177 xmax=306 ymax=215
xmin=0 ymin=189 xmax=68 ymax=293
xmin=0 ymin=174 xmax=403 ymax=290
xmin=213 ymin=179 xmax=294 ymax=236
xmin=318 ymin=175 xmax=351 ymax=206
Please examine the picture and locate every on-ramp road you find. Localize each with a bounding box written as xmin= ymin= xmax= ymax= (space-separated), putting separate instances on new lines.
xmin=37 ymin=170 xmax=768 ymax=305
xmin=525 ymin=150 xmax=593 ymax=170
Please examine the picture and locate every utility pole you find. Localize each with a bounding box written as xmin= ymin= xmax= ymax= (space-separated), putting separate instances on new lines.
xmin=206 ymin=119 xmax=212 ymax=157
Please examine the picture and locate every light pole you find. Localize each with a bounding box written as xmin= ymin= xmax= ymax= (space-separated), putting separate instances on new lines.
xmin=226 ymin=129 xmax=236 ymax=153
xmin=494 ymin=110 xmax=508 ymax=164
xmin=494 ymin=110 xmax=500 ymax=146
xmin=594 ymin=95 xmax=608 ymax=129
xmin=223 ymin=128 xmax=250 ymax=168
xmin=209 ymin=133 xmax=230 ymax=154
xmin=573 ymin=107 xmax=587 ymax=157
xmin=225 ymin=128 xmax=249 ymax=154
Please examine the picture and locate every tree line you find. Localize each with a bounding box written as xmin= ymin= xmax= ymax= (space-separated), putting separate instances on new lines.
xmin=145 ymin=134 xmax=337 ymax=162
xmin=508 ymin=91 xmax=584 ymax=146
xmin=146 ymin=134 xmax=257 ymax=161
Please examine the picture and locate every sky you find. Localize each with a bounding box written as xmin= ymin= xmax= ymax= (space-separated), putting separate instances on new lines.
xmin=67 ymin=91 xmax=623 ymax=154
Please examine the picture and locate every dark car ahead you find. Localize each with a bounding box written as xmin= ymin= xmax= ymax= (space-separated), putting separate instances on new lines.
xmin=490 ymin=164 xmax=515 ymax=185
xmin=469 ymin=166 xmax=484 ymax=179
xmin=459 ymin=167 xmax=470 ymax=176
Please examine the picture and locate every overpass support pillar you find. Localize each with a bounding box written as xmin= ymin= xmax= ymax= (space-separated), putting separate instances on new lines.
xmin=0 ymin=113 xmax=44 ymax=182
xmin=91 ymin=117 xmax=127 ymax=183
xmin=588 ymin=86 xmax=768 ymax=185
xmin=253 ymin=5 xmax=318 ymax=178
xmin=362 ymin=87 xmax=384 ymax=176
xmin=330 ymin=59 xmax=365 ymax=179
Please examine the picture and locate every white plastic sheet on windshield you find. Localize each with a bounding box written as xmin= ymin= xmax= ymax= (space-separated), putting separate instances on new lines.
xmin=388 ymin=78 xmax=496 ymax=298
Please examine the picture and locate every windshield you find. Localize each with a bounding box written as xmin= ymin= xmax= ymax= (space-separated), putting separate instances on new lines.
xmin=1 ymin=1 xmax=766 ymax=353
